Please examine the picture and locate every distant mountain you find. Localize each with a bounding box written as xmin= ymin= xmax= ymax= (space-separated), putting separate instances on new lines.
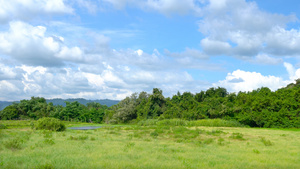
xmin=0 ymin=101 xmax=16 ymax=111
xmin=0 ymin=98 xmax=119 ymax=111
xmin=46 ymin=98 xmax=119 ymax=107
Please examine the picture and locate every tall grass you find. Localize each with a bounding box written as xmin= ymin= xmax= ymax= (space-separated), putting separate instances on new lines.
xmin=138 ymin=118 xmax=245 ymax=127
xmin=0 ymin=120 xmax=299 ymax=168
xmin=189 ymin=119 xmax=246 ymax=127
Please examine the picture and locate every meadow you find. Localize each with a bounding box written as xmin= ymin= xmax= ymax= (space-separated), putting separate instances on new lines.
xmin=0 ymin=120 xmax=299 ymax=169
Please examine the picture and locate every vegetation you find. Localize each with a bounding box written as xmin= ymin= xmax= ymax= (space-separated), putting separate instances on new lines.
xmin=1 ymin=79 xmax=300 ymax=128
xmin=106 ymin=79 xmax=300 ymax=128
xmin=0 ymin=97 xmax=108 ymax=123
xmin=0 ymin=120 xmax=299 ymax=168
xmin=35 ymin=117 xmax=66 ymax=131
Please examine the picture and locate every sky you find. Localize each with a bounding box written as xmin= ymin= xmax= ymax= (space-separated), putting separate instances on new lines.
xmin=0 ymin=0 xmax=300 ymax=101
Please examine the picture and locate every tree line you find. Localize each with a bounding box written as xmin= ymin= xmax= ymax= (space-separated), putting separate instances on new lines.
xmin=0 ymin=97 xmax=107 ymax=123
xmin=105 ymin=79 xmax=300 ymax=128
xmin=1 ymin=79 xmax=300 ymax=128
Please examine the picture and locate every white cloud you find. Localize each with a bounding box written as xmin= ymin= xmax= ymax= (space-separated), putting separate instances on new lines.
xmin=215 ymin=70 xmax=287 ymax=92
xmin=0 ymin=21 xmax=63 ymax=66
xmin=215 ymin=62 xmax=300 ymax=93
xmin=198 ymin=0 xmax=299 ymax=59
xmin=0 ymin=80 xmax=20 ymax=94
xmin=266 ymin=27 xmax=300 ymax=56
xmin=0 ymin=21 xmax=110 ymax=66
xmin=249 ymin=54 xmax=283 ymax=65
xmin=0 ymin=0 xmax=73 ymax=23
xmin=0 ymin=64 xmax=18 ymax=80
xmin=200 ymin=38 xmax=231 ymax=56
xmin=283 ymin=62 xmax=300 ymax=81
xmin=56 ymin=46 xmax=84 ymax=62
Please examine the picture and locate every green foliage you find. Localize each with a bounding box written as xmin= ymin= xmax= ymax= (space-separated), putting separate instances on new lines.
xmin=0 ymin=97 xmax=109 ymax=124
xmin=36 ymin=117 xmax=66 ymax=131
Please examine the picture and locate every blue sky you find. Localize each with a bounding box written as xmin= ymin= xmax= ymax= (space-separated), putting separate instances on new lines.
xmin=0 ymin=0 xmax=300 ymax=101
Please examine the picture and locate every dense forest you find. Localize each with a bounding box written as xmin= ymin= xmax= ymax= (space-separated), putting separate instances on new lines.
xmin=1 ymin=79 xmax=300 ymax=128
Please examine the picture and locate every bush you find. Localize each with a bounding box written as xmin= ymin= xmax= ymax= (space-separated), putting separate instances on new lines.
xmin=36 ymin=117 xmax=66 ymax=131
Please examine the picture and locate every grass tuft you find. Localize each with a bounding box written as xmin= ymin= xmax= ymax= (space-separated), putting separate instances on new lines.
xmin=4 ymin=137 xmax=23 ymax=150
xmin=259 ymin=137 xmax=273 ymax=146
xmin=229 ymin=133 xmax=245 ymax=140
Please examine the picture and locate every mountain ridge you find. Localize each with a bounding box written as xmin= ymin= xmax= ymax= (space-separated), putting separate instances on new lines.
xmin=0 ymin=98 xmax=119 ymax=111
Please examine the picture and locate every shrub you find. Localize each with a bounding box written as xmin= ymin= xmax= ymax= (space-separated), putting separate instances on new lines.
xmin=36 ymin=117 xmax=66 ymax=131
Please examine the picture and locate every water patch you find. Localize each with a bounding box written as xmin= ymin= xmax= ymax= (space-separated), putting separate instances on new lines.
xmin=68 ymin=126 xmax=102 ymax=130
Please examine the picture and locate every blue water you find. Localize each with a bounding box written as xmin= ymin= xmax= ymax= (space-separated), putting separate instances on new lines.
xmin=68 ymin=126 xmax=102 ymax=130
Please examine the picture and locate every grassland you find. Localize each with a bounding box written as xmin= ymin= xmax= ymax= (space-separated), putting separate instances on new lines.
xmin=0 ymin=120 xmax=299 ymax=169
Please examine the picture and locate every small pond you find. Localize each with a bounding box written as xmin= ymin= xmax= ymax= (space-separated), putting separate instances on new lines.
xmin=68 ymin=126 xmax=102 ymax=130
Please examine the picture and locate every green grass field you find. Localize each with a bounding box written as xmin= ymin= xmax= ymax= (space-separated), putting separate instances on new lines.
xmin=0 ymin=120 xmax=299 ymax=169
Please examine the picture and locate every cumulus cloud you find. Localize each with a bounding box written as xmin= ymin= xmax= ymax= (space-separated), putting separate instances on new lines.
xmin=215 ymin=62 xmax=300 ymax=93
xmin=249 ymin=54 xmax=283 ymax=65
xmin=215 ymin=70 xmax=286 ymax=92
xmin=0 ymin=0 xmax=73 ymax=23
xmin=200 ymin=38 xmax=231 ymax=56
xmin=198 ymin=0 xmax=300 ymax=59
xmin=0 ymin=62 xmax=207 ymax=100
xmin=0 ymin=21 xmax=107 ymax=67
xmin=284 ymin=62 xmax=300 ymax=81
xmin=0 ymin=20 xmax=217 ymax=100
xmin=0 ymin=63 xmax=20 ymax=80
